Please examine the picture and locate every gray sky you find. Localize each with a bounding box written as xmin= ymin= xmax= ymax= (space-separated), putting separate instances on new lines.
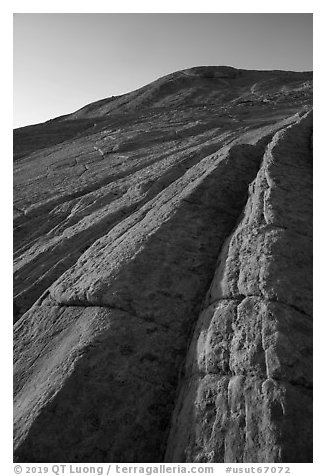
xmin=13 ymin=13 xmax=313 ymax=128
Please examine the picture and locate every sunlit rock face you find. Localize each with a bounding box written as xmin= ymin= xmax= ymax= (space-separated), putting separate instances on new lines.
xmin=13 ymin=66 xmax=312 ymax=463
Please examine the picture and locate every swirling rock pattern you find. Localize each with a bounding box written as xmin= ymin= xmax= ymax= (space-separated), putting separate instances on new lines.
xmin=13 ymin=66 xmax=312 ymax=462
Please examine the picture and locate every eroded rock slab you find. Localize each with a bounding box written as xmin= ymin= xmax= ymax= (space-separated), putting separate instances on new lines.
xmin=164 ymin=113 xmax=312 ymax=463
xmin=13 ymin=67 xmax=312 ymax=463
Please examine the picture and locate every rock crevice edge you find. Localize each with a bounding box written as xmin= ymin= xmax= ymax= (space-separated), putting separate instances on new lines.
xmin=164 ymin=112 xmax=312 ymax=463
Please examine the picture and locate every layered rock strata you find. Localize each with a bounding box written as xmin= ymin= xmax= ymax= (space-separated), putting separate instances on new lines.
xmin=13 ymin=67 xmax=313 ymax=463
xmin=165 ymin=112 xmax=312 ymax=463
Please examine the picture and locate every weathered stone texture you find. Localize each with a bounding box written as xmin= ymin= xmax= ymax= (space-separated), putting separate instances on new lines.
xmin=13 ymin=67 xmax=312 ymax=462
xmin=165 ymin=113 xmax=312 ymax=463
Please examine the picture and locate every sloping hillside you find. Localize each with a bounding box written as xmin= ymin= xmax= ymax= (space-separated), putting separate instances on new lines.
xmin=13 ymin=66 xmax=312 ymax=463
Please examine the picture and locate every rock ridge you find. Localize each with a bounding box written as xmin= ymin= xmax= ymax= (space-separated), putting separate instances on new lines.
xmin=13 ymin=67 xmax=312 ymax=463
xmin=164 ymin=113 xmax=312 ymax=463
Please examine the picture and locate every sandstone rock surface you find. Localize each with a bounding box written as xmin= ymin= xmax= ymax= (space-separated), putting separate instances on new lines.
xmin=13 ymin=66 xmax=312 ymax=462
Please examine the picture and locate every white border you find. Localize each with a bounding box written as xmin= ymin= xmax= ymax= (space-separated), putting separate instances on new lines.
xmin=2 ymin=3 xmax=322 ymax=474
